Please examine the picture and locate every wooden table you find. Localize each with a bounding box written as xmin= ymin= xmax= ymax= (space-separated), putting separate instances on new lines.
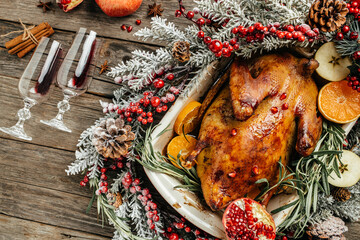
xmin=0 ymin=1 xmax=358 ymax=239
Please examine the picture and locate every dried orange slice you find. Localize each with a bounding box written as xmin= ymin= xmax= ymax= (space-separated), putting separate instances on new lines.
xmin=174 ymin=101 xmax=201 ymax=135
xmin=318 ymin=80 xmax=360 ymax=124
xmin=167 ymin=135 xmax=197 ymax=168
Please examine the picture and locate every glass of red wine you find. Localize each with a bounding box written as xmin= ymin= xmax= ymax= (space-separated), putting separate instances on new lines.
xmin=0 ymin=37 xmax=62 ymax=141
xmin=40 ymin=28 xmax=100 ymax=132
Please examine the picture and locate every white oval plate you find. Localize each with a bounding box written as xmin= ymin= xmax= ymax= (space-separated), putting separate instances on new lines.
xmin=144 ymin=61 xmax=357 ymax=239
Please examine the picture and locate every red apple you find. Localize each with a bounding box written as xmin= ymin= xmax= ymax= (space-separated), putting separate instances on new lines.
xmin=95 ymin=0 xmax=143 ymax=17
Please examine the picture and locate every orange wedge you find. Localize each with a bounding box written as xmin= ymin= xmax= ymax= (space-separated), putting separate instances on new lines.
xmin=167 ymin=135 xmax=197 ymax=168
xmin=318 ymin=80 xmax=360 ymax=124
xmin=174 ymin=101 xmax=202 ymax=135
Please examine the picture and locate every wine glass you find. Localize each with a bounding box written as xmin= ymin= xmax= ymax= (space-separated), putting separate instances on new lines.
xmin=40 ymin=28 xmax=101 ymax=132
xmin=0 ymin=37 xmax=62 ymax=141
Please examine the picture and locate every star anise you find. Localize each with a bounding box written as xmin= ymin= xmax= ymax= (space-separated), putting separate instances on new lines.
xmin=99 ymin=60 xmax=109 ymax=75
xmin=148 ymin=3 xmax=164 ymax=17
xmin=37 ymin=1 xmax=52 ymax=13
xmin=339 ymin=164 xmax=348 ymax=174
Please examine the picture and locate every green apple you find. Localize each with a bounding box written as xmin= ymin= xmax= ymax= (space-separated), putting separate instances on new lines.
xmin=328 ymin=150 xmax=360 ymax=188
xmin=315 ymin=42 xmax=352 ymax=82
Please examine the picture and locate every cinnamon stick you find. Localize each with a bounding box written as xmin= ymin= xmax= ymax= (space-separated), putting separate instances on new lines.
xmin=5 ymin=22 xmax=49 ymax=49
xmin=9 ymin=26 xmax=54 ymax=56
xmin=17 ymin=28 xmax=55 ymax=58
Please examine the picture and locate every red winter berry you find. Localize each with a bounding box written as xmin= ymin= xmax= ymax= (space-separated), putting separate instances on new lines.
xmin=350 ymin=32 xmax=359 ymax=40
xmin=187 ymin=11 xmax=194 ymax=19
xmin=197 ymin=31 xmax=205 ymax=38
xmin=305 ymin=30 xmax=316 ymax=37
xmin=204 ymin=36 xmax=211 ymax=44
xmin=80 ymin=181 xmax=86 ymax=187
xmin=185 ymin=227 xmax=191 ymax=232
xmin=287 ymin=25 xmax=294 ymax=32
xmin=336 ymin=32 xmax=344 ymax=40
xmin=151 ymin=97 xmax=161 ymax=107
xmin=299 ymin=24 xmax=311 ymax=33
xmin=175 ymin=10 xmax=182 ymax=17
xmin=154 ymin=79 xmax=164 ymax=89
xmin=169 ymin=233 xmax=179 ymax=240
xmin=148 ymin=117 xmax=153 ymax=123
xmin=166 ymin=73 xmax=175 ymax=81
xmin=209 ymin=40 xmax=223 ymax=53
xmin=232 ymin=27 xmax=239 ymax=34
xmin=197 ymin=18 xmax=205 ymax=26
xmin=82 ymin=176 xmax=89 ymax=184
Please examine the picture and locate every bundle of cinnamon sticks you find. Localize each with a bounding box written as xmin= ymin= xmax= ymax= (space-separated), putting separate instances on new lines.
xmin=5 ymin=22 xmax=54 ymax=58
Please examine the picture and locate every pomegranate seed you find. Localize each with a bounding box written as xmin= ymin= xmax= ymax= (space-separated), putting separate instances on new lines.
xmin=127 ymin=26 xmax=133 ymax=32
xmin=231 ymin=128 xmax=237 ymax=136
xmin=271 ymin=107 xmax=278 ymax=114
xmin=121 ymin=24 xmax=126 ymax=31
xmin=252 ymin=166 xmax=259 ymax=175
xmin=280 ymin=93 xmax=287 ymax=100
xmin=228 ymin=172 xmax=236 ymax=178
xmin=282 ymin=103 xmax=289 ymax=110
xmin=135 ymin=19 xmax=141 ymax=25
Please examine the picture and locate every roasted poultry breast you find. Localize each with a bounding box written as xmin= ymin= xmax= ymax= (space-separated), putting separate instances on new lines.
xmin=186 ymin=53 xmax=323 ymax=211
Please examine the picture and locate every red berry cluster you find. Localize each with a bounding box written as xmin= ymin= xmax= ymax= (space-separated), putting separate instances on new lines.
xmin=336 ymin=25 xmax=359 ymax=41
xmin=106 ymin=70 xmax=180 ymax=125
xmin=203 ymin=23 xmax=320 ymax=58
xmin=346 ymin=51 xmax=360 ymax=92
xmin=138 ymin=187 xmax=160 ymax=230
xmin=80 ymin=157 xmax=125 ymax=192
xmin=164 ymin=217 xmax=220 ymax=240
xmin=347 ymin=0 xmax=360 ymax=22
xmin=175 ymin=3 xmax=321 ymax=58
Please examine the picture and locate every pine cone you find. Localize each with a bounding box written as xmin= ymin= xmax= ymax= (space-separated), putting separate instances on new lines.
xmin=106 ymin=192 xmax=122 ymax=208
xmin=172 ymin=41 xmax=190 ymax=62
xmin=308 ymin=0 xmax=349 ymax=32
xmin=332 ymin=187 xmax=351 ymax=202
xmin=306 ymin=216 xmax=348 ymax=240
xmin=92 ymin=118 xmax=135 ymax=159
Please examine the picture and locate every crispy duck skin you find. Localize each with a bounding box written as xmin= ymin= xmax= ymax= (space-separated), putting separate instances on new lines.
xmin=186 ymin=53 xmax=323 ymax=211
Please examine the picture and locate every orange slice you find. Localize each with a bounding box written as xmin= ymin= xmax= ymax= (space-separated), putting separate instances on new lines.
xmin=318 ymin=80 xmax=360 ymax=124
xmin=167 ymin=135 xmax=197 ymax=168
xmin=174 ymin=101 xmax=202 ymax=135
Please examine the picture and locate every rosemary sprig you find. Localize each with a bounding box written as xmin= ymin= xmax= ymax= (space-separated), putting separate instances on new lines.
xmin=88 ymin=178 xmax=149 ymax=240
xmin=276 ymin=121 xmax=345 ymax=237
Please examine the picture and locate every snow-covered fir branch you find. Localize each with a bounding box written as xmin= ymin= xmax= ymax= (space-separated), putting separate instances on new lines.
xmin=135 ymin=16 xmax=187 ymax=44
xmin=108 ymin=48 xmax=173 ymax=91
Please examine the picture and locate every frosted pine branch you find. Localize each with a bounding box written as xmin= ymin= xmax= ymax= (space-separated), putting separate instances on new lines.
xmin=135 ymin=17 xmax=187 ymax=44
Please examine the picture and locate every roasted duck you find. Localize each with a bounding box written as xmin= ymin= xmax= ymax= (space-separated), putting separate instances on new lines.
xmin=186 ymin=53 xmax=323 ymax=211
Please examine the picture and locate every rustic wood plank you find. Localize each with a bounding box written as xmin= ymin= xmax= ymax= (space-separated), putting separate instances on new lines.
xmin=0 ymin=0 xmax=196 ymax=44
xmin=0 ymin=137 xmax=93 ymax=197
xmin=344 ymin=222 xmax=360 ymax=240
xmin=0 ymin=214 xmax=111 ymax=240
xmin=0 ymin=181 xmax=113 ymax=237
xmin=0 ymin=75 xmax=103 ymax=151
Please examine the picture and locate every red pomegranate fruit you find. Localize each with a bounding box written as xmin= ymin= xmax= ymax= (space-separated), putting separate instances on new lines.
xmin=56 ymin=0 xmax=84 ymax=12
xmin=222 ymin=198 xmax=276 ymax=240
xmin=95 ymin=0 xmax=143 ymax=17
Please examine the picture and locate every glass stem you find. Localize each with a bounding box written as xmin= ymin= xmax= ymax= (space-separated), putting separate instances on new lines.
xmin=15 ymin=99 xmax=34 ymax=130
xmin=55 ymin=93 xmax=71 ymax=122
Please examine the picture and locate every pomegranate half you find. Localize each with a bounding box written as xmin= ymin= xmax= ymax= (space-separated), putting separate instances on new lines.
xmin=56 ymin=0 xmax=84 ymax=12
xmin=222 ymin=198 xmax=276 ymax=240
